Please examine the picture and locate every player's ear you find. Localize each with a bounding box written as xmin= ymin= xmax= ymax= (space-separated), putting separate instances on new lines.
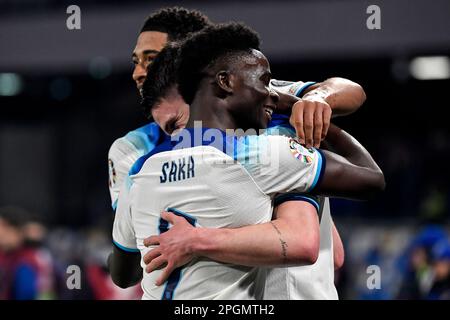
xmin=216 ymin=71 xmax=234 ymax=94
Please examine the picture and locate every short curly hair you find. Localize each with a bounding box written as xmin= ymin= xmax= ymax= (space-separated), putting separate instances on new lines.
xmin=140 ymin=43 xmax=181 ymax=119
xmin=140 ymin=7 xmax=211 ymax=41
xmin=177 ymin=22 xmax=261 ymax=105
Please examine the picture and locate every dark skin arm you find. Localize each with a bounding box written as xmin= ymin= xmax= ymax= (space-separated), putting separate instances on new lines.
xmin=107 ymin=245 xmax=142 ymax=289
xmin=314 ymin=123 xmax=385 ymax=200
xmin=302 ymin=78 xmax=366 ymax=117
xmin=276 ymin=77 xmax=366 ymax=148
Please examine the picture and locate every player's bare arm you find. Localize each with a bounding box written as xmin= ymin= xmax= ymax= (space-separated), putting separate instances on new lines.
xmin=303 ymin=77 xmax=366 ymax=117
xmin=143 ymin=200 xmax=320 ymax=286
xmin=107 ymin=246 xmax=142 ymax=289
xmin=314 ymin=123 xmax=385 ymax=200
xmin=276 ymin=77 xmax=366 ymax=149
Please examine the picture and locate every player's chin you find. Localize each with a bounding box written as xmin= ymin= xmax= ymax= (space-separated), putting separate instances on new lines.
xmin=260 ymin=112 xmax=271 ymax=129
xmin=255 ymin=118 xmax=269 ymax=131
xmin=243 ymin=112 xmax=268 ymax=131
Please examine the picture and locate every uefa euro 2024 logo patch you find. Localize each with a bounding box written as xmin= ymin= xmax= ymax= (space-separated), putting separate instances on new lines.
xmin=288 ymin=137 xmax=314 ymax=164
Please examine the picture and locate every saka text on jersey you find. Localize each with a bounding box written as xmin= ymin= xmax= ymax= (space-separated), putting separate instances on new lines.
xmin=160 ymin=156 xmax=195 ymax=183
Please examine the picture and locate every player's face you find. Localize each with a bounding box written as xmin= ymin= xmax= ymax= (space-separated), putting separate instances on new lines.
xmin=132 ymin=31 xmax=168 ymax=94
xmin=151 ymin=86 xmax=190 ymax=135
xmin=228 ymin=50 xmax=279 ymax=130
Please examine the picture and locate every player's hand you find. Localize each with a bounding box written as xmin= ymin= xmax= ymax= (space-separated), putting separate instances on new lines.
xmin=275 ymin=90 xmax=299 ymax=113
xmin=143 ymin=211 xmax=196 ymax=286
xmin=289 ymin=97 xmax=332 ymax=149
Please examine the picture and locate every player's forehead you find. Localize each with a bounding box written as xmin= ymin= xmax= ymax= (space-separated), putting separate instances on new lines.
xmin=133 ymin=31 xmax=168 ymax=56
xmin=236 ymin=49 xmax=271 ymax=75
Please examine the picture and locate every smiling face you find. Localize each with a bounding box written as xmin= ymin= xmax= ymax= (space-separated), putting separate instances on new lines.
xmin=132 ymin=31 xmax=168 ymax=93
xmin=225 ymin=49 xmax=279 ymax=130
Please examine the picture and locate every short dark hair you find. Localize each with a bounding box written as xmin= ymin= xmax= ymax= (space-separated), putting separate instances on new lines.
xmin=141 ymin=43 xmax=181 ymax=119
xmin=140 ymin=7 xmax=211 ymax=41
xmin=177 ymin=22 xmax=261 ymax=105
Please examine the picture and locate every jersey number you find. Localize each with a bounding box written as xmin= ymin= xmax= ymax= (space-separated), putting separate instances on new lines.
xmin=158 ymin=207 xmax=197 ymax=300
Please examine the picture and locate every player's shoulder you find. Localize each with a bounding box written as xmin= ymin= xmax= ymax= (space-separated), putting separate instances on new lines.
xmin=109 ymin=122 xmax=162 ymax=156
xmin=233 ymin=133 xmax=291 ymax=148
xmin=128 ymin=133 xmax=174 ymax=177
xmin=252 ymin=134 xmax=321 ymax=168
xmin=232 ymin=134 xmax=291 ymax=164
xmin=266 ymin=118 xmax=296 ymax=137
xmin=128 ymin=122 xmax=161 ymax=137
xmin=236 ymin=131 xmax=319 ymax=164
xmin=244 ymin=132 xmax=291 ymax=144
xmin=123 ymin=122 xmax=161 ymax=150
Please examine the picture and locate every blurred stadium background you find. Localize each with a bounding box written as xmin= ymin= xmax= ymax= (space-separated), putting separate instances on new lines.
xmin=0 ymin=0 xmax=449 ymax=299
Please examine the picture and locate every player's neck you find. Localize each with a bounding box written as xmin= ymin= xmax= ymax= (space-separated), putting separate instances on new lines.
xmin=186 ymin=93 xmax=239 ymax=131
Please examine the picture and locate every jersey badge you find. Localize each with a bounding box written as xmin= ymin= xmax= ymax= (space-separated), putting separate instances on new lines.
xmin=288 ymin=137 xmax=314 ymax=164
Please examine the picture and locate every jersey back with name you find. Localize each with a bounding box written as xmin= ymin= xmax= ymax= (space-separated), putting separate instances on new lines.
xmin=134 ymin=145 xmax=271 ymax=300
xmin=113 ymin=128 xmax=324 ymax=300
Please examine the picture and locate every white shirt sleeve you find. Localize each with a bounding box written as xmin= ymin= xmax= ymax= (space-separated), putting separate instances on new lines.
xmin=112 ymin=177 xmax=139 ymax=252
xmin=239 ymin=135 xmax=325 ymax=197
xmin=108 ymin=137 xmax=142 ymax=209
xmin=270 ymin=79 xmax=316 ymax=97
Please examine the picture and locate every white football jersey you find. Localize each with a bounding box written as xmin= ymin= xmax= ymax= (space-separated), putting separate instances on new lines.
xmin=112 ymin=128 xmax=325 ymax=300
xmin=108 ymin=123 xmax=162 ymax=209
xmin=269 ymin=79 xmax=316 ymax=97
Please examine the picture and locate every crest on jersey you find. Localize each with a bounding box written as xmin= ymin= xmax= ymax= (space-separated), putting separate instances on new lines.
xmin=108 ymin=159 xmax=117 ymax=187
xmin=288 ymin=137 xmax=314 ymax=164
